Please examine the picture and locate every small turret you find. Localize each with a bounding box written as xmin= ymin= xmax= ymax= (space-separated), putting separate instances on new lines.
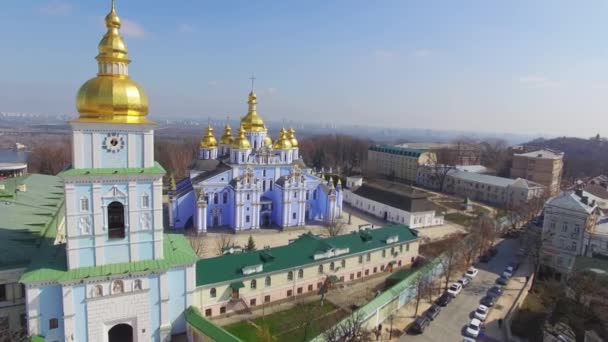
xmin=199 ymin=125 xmax=218 ymax=160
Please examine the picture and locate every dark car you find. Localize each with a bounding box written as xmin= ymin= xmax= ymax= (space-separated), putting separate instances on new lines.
xmin=479 ymin=254 xmax=491 ymax=263
xmin=409 ymin=315 xmax=431 ymax=334
xmin=488 ymin=286 xmax=504 ymax=297
xmin=480 ymin=295 xmax=496 ymax=307
xmin=436 ymin=293 xmax=452 ymax=307
xmin=508 ymin=261 xmax=520 ymax=271
xmin=425 ymin=305 xmax=441 ymax=320
xmin=496 ymin=276 xmax=509 ymax=286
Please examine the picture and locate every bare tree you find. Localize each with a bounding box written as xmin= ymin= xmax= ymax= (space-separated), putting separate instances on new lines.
xmin=480 ymin=138 xmax=511 ymax=176
xmin=325 ymin=221 xmax=346 ymax=237
xmin=440 ymin=239 xmax=462 ymax=291
xmin=186 ymin=230 xmax=205 ymax=256
xmin=322 ymin=310 xmax=372 ymax=342
xmin=215 ymin=234 xmax=234 ymax=255
xmin=26 ymin=138 xmax=71 ymax=175
xmin=413 ymin=273 xmax=431 ymax=317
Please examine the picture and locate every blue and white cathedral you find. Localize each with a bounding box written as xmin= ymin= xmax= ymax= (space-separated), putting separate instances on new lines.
xmin=169 ymin=91 xmax=343 ymax=232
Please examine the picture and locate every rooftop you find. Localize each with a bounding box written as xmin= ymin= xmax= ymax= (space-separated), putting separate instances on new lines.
xmin=546 ymin=190 xmax=600 ymax=214
xmin=369 ymin=144 xmax=423 ymax=158
xmin=352 ymin=184 xmax=436 ymax=212
xmin=0 ymin=174 xmax=64 ymax=270
xmin=195 ymin=224 xmax=419 ymax=286
xmin=448 ymin=169 xmax=516 ymax=188
xmin=59 ymin=161 xmax=166 ymax=177
xmin=0 ymin=162 xmax=27 ymax=170
xmin=515 ymin=149 xmax=564 ymax=159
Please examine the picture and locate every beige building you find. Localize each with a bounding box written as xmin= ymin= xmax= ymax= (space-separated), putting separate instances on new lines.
xmin=511 ymin=149 xmax=564 ymax=196
xmin=367 ymin=145 xmax=434 ymax=183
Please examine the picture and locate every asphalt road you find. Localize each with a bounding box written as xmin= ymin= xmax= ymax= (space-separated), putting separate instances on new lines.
xmin=400 ymin=238 xmax=521 ymax=342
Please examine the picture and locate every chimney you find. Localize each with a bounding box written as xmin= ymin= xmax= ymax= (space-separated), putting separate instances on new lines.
xmin=574 ymin=189 xmax=583 ymax=197
xmin=581 ymin=196 xmax=588 ymax=205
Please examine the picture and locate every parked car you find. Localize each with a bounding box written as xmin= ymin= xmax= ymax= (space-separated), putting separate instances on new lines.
xmin=463 ymin=337 xmax=477 ymax=342
xmin=502 ymin=269 xmax=513 ymax=278
xmin=474 ymin=304 xmax=490 ymax=321
xmin=466 ymin=318 xmax=483 ymax=338
xmin=480 ymin=295 xmax=497 ymax=307
xmin=425 ymin=304 xmax=441 ymax=320
xmin=489 ymin=247 xmax=498 ymax=256
xmin=447 ymin=283 xmax=463 ymax=296
xmin=479 ymin=254 xmax=491 ymax=263
xmin=508 ymin=261 xmax=520 ymax=271
xmin=436 ymin=292 xmax=452 ymax=306
xmin=409 ymin=315 xmax=431 ymax=334
xmin=488 ymin=286 xmax=504 ymax=297
xmin=458 ymin=277 xmax=471 ymax=288
xmin=465 ymin=267 xmax=479 ymax=278
xmin=496 ymin=276 xmax=509 ymax=286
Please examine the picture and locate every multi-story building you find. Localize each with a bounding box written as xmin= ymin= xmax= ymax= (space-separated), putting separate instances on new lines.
xmin=342 ymin=181 xmax=444 ymax=228
xmin=194 ymin=225 xmax=420 ymax=318
xmin=511 ymin=149 xmax=564 ymax=196
xmin=367 ymin=145 xmax=434 ymax=183
xmin=581 ymin=175 xmax=608 ymax=210
xmin=397 ymin=142 xmax=481 ymax=166
xmin=540 ymin=190 xmax=600 ymax=277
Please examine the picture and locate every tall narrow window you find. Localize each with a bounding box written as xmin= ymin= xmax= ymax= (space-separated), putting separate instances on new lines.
xmin=318 ymin=264 xmax=324 ymax=274
xmin=306 ymin=191 xmax=309 ymax=200
xmin=141 ymin=193 xmax=150 ymax=209
xmin=210 ymin=288 xmax=216 ymax=298
xmin=287 ymin=271 xmax=293 ymax=280
xmin=108 ymin=201 xmax=125 ymax=239
xmin=298 ymin=269 xmax=304 ymax=278
xmin=265 ymin=276 xmax=272 ymax=287
xmin=223 ymin=192 xmax=228 ymax=204
xmin=80 ymin=197 xmax=89 ymax=211
xmin=263 ymin=180 xmax=266 ymax=191
xmin=270 ymin=180 xmax=273 ymax=190
xmin=214 ymin=193 xmax=219 ymax=204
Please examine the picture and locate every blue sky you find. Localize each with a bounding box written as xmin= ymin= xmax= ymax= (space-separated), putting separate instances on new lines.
xmin=1 ymin=1 xmax=607 ymax=137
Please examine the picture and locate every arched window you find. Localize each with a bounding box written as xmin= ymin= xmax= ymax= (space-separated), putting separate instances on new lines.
xmin=298 ymin=269 xmax=304 ymax=278
xmin=250 ymin=279 xmax=257 ymax=289
xmin=341 ymin=259 xmax=346 ymax=268
xmin=265 ymin=276 xmax=271 ymax=287
xmin=287 ymin=271 xmax=293 ymax=281
xmin=223 ymin=192 xmax=228 ymax=204
xmin=318 ymin=264 xmax=324 ymax=274
xmin=141 ymin=193 xmax=150 ymax=209
xmin=210 ymin=288 xmax=216 ymax=298
xmin=108 ymin=201 xmax=125 ymax=239
xmin=330 ymin=262 xmax=335 ymax=271
xmin=112 ymin=280 xmax=124 ymax=294
xmin=92 ymin=285 xmax=103 ymax=297
xmin=214 ymin=193 xmax=218 ymax=204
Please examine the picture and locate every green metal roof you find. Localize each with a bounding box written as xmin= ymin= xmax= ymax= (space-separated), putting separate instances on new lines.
xmin=59 ymin=161 xmax=166 ymax=177
xmin=185 ymin=306 xmax=243 ymax=342
xmin=369 ymin=144 xmax=423 ymax=157
xmin=20 ymin=233 xmax=198 ymax=284
xmin=196 ymin=224 xmax=419 ymax=286
xmin=0 ymin=174 xmax=65 ymax=270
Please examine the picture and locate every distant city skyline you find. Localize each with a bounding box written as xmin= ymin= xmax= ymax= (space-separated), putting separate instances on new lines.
xmin=1 ymin=0 xmax=607 ymax=137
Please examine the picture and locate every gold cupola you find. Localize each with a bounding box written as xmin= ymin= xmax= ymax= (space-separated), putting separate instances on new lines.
xmin=264 ymin=134 xmax=272 ymax=147
xmin=232 ymin=126 xmax=252 ymax=149
xmin=287 ymin=128 xmax=298 ymax=148
xmin=219 ymin=124 xmax=234 ymax=145
xmin=200 ymin=125 xmax=218 ymax=149
xmin=74 ymin=0 xmax=151 ymax=124
xmin=273 ymin=128 xmax=293 ymax=150
xmin=240 ymin=91 xmax=267 ymax=132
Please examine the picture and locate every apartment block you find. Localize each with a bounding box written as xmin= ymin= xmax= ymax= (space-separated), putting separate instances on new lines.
xmin=511 ymin=149 xmax=564 ymax=196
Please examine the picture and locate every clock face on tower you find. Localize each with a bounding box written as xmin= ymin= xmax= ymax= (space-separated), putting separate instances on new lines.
xmin=102 ymin=133 xmax=126 ymax=153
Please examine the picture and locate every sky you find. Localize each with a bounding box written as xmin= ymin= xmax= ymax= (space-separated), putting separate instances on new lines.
xmin=1 ymin=0 xmax=607 ymax=137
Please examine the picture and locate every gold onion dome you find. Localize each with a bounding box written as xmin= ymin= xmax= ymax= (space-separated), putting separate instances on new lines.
xmin=200 ymin=125 xmax=218 ymax=148
xmin=220 ymin=124 xmax=234 ymax=145
xmin=287 ymin=128 xmax=298 ymax=148
xmin=232 ymin=126 xmax=251 ymax=149
xmin=273 ymin=128 xmax=293 ymax=150
xmin=240 ymin=91 xmax=267 ymax=132
xmin=264 ymin=134 xmax=272 ymax=146
xmin=75 ymin=0 xmax=150 ymax=124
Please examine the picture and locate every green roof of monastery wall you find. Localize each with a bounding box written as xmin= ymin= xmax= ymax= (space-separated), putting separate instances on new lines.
xmin=185 ymin=306 xmax=243 ymax=342
xmin=20 ymin=233 xmax=198 ymax=284
xmin=59 ymin=161 xmax=166 ymax=177
xmin=196 ymin=224 xmax=419 ymax=286
xmin=0 ymin=174 xmax=65 ymax=270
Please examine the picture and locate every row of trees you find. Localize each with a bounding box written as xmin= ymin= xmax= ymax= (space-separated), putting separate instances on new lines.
xmin=299 ymin=134 xmax=369 ymax=175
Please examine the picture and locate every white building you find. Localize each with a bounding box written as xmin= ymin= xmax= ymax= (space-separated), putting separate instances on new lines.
xmin=343 ymin=181 xmax=444 ymax=229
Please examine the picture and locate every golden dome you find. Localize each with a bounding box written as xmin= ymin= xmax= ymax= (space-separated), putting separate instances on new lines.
xmin=287 ymin=128 xmax=298 ymax=148
xmin=273 ymin=128 xmax=293 ymax=150
xmin=220 ymin=124 xmax=234 ymax=145
xmin=264 ymin=134 xmax=272 ymax=146
xmin=73 ymin=0 xmax=151 ymax=125
xmin=240 ymin=91 xmax=267 ymax=133
xmin=200 ymin=125 xmax=218 ymax=149
xmin=232 ymin=126 xmax=252 ymax=149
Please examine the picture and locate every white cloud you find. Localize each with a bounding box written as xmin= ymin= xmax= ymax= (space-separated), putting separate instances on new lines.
xmin=178 ymin=24 xmax=195 ymax=33
xmin=121 ymin=19 xmax=147 ymax=38
xmin=518 ymin=75 xmax=560 ymax=88
xmin=39 ymin=1 xmax=72 ymax=16
xmin=412 ymin=48 xmax=431 ymax=57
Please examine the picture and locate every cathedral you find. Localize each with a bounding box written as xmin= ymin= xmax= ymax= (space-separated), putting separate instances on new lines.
xmin=168 ymin=91 xmax=343 ymax=232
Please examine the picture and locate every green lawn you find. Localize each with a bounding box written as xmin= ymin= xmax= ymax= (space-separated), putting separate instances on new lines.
xmin=444 ymin=212 xmax=474 ymax=227
xmin=224 ymin=301 xmax=347 ymax=341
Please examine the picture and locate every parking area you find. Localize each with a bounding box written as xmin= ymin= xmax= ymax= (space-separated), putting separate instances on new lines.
xmin=397 ymin=238 xmax=524 ymax=342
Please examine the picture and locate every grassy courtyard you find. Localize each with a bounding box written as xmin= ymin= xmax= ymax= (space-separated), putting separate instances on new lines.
xmin=224 ymin=300 xmax=349 ymax=341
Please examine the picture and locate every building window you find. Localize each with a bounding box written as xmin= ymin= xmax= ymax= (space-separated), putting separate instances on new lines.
xmin=0 ymin=284 xmax=5 ymax=301
xmin=246 ymin=215 xmax=250 ymax=223
xmin=265 ymin=276 xmax=271 ymax=287
xmin=373 ymin=267 xmax=377 ymax=273
xmin=562 ymin=223 xmax=568 ymax=232
xmin=574 ymin=224 xmax=581 ymax=234
xmin=220 ymin=307 xmax=226 ymax=314
xmin=318 ymin=264 xmax=324 ymax=274
xmin=270 ymin=180 xmax=273 ymax=190
xmin=357 ymin=272 xmax=361 ymax=278
xmin=223 ymin=192 xmax=228 ymax=204
xmin=341 ymin=259 xmax=346 ymax=268
xmin=294 ymin=192 xmax=297 ymax=199
xmin=298 ymin=269 xmax=304 ymax=278
xmin=308 ymin=284 xmax=313 ymax=292
xmin=350 ymin=274 xmax=354 ymax=280
xmin=382 ymin=249 xmax=386 ymax=258
xmin=265 ymin=295 xmax=271 ymax=303
xmin=263 ymin=180 xmax=266 ymax=190
xmin=313 ymin=190 xmax=317 ymax=200
xmin=250 ymin=279 xmax=257 ymax=289
xmin=80 ymin=197 xmax=89 ymax=211
xmin=263 ymin=169 xmax=266 ymax=177
xmin=108 ymin=201 xmax=125 ymax=239
xmin=406 ymin=243 xmax=410 ymax=252
xmin=250 ymin=298 xmax=256 ymax=306
xmin=141 ymin=193 xmax=150 ymax=208
xmin=571 ymin=242 xmax=577 ymax=251
xmin=293 ymin=212 xmax=297 ymax=220
xmin=210 ymin=288 xmax=216 ymax=298
xmin=205 ymin=309 xmax=212 ymax=317
xmin=365 ymin=269 xmax=369 ymax=276
xmin=214 ymin=193 xmax=218 ymax=204
xmin=49 ymin=318 xmax=59 ymax=330
xmin=287 ymin=290 xmax=293 ymax=297
xmin=306 ymin=191 xmax=309 ymax=200
xmin=366 ymin=253 xmax=371 ymax=262
xmin=550 ymin=221 xmax=556 ymax=229
xmin=246 ymin=194 xmax=250 ymax=201
xmin=297 ymin=287 xmax=303 ymax=294
xmin=287 ymin=271 xmax=293 ymax=281
xmin=399 ymin=244 xmax=403 ymax=253
xmin=358 ymin=255 xmax=363 ymax=264
xmin=330 ymin=262 xmax=335 ymax=270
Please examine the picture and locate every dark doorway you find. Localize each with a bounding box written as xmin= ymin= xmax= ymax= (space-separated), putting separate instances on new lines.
xmin=213 ymin=216 xmax=219 ymax=227
xmin=262 ymin=213 xmax=270 ymax=227
xmin=108 ymin=201 xmax=125 ymax=239
xmin=108 ymin=323 xmax=133 ymax=342
xmin=383 ymin=211 xmax=388 ymax=220
xmin=305 ymin=210 xmax=310 ymax=221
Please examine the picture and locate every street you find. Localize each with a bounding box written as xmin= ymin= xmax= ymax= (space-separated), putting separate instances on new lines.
xmin=400 ymin=238 xmax=521 ymax=342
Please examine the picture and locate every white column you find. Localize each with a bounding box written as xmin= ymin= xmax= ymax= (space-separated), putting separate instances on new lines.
xmin=186 ymin=265 xmax=196 ymax=306
xmin=197 ymin=202 xmax=207 ymax=233
xmin=159 ymin=272 xmax=172 ymax=341
xmin=153 ymin=179 xmax=164 ymax=259
xmin=62 ymin=286 xmax=75 ymax=341
xmin=128 ymin=182 xmax=138 ymax=261
xmin=26 ymin=286 xmax=41 ymax=336
xmin=127 ymin=133 xmax=136 ymax=168
xmin=144 ymin=130 xmax=154 ymax=168
xmin=92 ymin=183 xmax=104 ymax=265
xmin=92 ymin=133 xmax=101 ymax=168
